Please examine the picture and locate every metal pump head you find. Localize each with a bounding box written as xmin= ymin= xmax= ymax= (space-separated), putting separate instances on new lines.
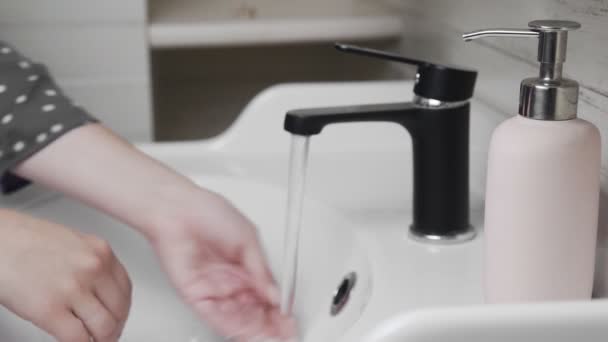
xmin=463 ymin=20 xmax=581 ymax=121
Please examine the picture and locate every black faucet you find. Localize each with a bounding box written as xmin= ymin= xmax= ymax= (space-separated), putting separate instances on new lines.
xmin=283 ymin=44 xmax=478 ymax=243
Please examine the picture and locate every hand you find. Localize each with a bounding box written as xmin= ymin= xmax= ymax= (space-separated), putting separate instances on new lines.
xmin=149 ymin=189 xmax=296 ymax=341
xmin=0 ymin=209 xmax=132 ymax=342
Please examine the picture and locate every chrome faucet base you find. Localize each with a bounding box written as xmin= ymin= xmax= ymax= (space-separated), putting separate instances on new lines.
xmin=409 ymin=226 xmax=477 ymax=244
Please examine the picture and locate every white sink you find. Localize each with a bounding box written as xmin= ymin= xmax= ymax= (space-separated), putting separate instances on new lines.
xmin=0 ymin=80 xmax=605 ymax=341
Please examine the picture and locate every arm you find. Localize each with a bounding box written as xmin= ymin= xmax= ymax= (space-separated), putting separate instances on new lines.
xmin=14 ymin=123 xmax=195 ymax=240
xmin=0 ymin=39 xmax=293 ymax=340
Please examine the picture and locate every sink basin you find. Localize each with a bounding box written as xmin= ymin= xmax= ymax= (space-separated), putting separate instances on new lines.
xmin=0 ymin=175 xmax=372 ymax=341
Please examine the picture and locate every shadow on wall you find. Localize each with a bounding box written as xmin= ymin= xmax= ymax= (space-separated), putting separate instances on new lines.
xmin=594 ymin=191 xmax=608 ymax=297
xmin=599 ymin=191 xmax=608 ymax=245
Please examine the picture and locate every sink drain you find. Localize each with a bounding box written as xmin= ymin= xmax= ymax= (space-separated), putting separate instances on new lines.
xmin=330 ymin=272 xmax=357 ymax=316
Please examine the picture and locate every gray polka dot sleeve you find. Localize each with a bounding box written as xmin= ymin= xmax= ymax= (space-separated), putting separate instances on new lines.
xmin=0 ymin=41 xmax=97 ymax=194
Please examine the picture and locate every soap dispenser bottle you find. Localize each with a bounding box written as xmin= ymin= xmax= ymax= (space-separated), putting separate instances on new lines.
xmin=464 ymin=20 xmax=601 ymax=303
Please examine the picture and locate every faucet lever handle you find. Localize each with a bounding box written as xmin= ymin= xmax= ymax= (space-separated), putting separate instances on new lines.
xmin=335 ymin=43 xmax=428 ymax=67
xmin=334 ymin=42 xmax=477 ymax=102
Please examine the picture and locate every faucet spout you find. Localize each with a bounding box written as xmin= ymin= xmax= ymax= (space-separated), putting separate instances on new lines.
xmin=284 ymin=99 xmax=475 ymax=243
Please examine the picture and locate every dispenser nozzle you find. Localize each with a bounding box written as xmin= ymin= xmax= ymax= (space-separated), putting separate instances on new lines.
xmin=462 ymin=29 xmax=538 ymax=41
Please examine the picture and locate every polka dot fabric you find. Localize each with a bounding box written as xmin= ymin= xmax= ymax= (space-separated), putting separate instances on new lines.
xmin=0 ymin=41 xmax=97 ymax=193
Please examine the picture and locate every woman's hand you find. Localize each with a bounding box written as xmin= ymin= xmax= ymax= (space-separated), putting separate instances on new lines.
xmin=149 ymin=190 xmax=296 ymax=341
xmin=0 ymin=209 xmax=132 ymax=342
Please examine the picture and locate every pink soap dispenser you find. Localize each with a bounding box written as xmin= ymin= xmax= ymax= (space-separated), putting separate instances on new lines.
xmin=464 ymin=20 xmax=601 ymax=303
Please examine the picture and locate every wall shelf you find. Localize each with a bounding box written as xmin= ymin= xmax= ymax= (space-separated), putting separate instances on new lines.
xmin=148 ymin=0 xmax=403 ymax=48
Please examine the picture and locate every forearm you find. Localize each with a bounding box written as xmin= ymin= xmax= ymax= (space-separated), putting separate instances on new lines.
xmin=13 ymin=123 xmax=201 ymax=239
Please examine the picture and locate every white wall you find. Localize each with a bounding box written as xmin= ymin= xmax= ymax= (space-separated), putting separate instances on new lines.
xmin=390 ymin=0 xmax=608 ymax=294
xmin=0 ymin=0 xmax=152 ymax=141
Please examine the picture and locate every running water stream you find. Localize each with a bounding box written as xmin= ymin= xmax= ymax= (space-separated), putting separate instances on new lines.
xmin=280 ymin=135 xmax=311 ymax=315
